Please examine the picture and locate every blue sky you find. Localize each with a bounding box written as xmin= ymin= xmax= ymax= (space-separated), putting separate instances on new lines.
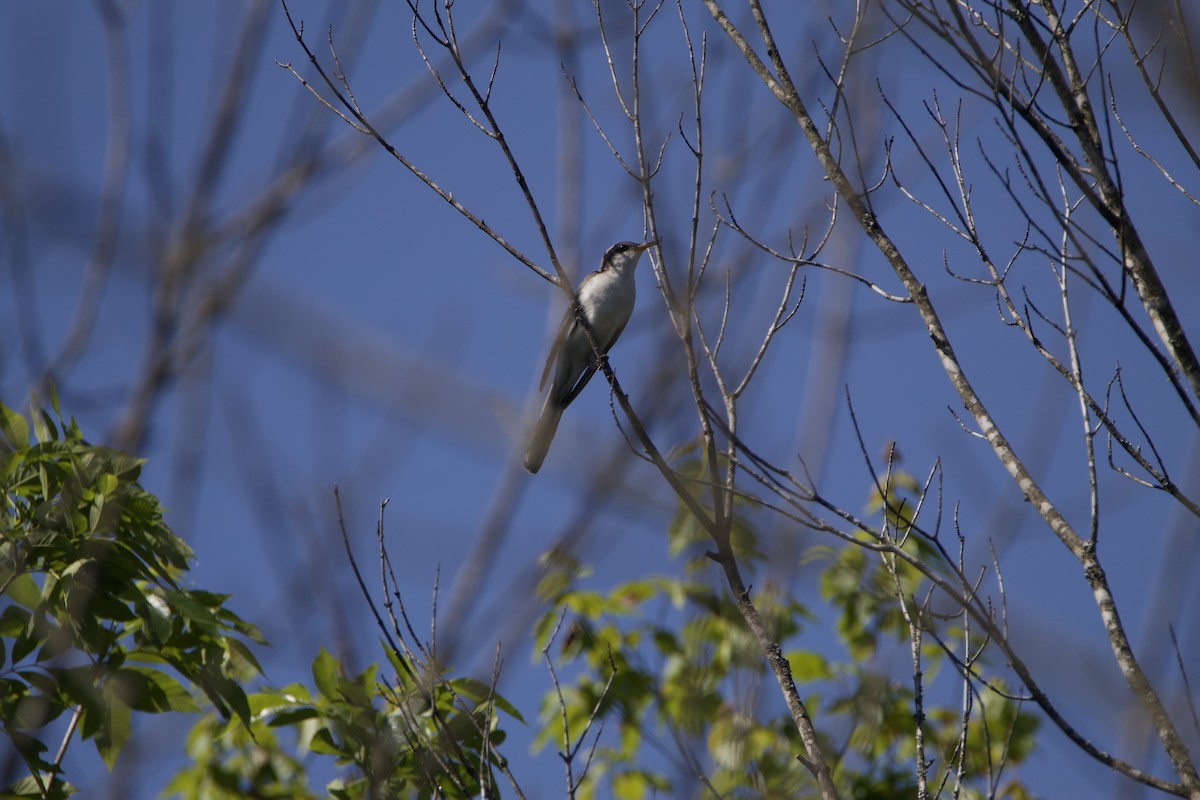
xmin=3 ymin=1 xmax=1199 ymax=797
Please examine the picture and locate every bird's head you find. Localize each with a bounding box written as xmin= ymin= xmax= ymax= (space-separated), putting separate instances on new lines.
xmin=602 ymin=240 xmax=656 ymax=273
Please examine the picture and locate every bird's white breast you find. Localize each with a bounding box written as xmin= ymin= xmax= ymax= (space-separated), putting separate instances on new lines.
xmin=577 ymin=265 xmax=636 ymax=344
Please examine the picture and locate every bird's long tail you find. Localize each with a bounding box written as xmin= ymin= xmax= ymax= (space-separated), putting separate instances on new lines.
xmin=525 ymin=394 xmax=565 ymax=474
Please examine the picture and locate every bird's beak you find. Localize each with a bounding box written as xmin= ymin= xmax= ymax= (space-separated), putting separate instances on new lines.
xmin=637 ymin=240 xmax=658 ymax=252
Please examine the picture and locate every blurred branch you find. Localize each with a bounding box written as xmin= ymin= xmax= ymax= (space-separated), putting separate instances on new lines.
xmin=45 ymin=0 xmax=132 ymax=382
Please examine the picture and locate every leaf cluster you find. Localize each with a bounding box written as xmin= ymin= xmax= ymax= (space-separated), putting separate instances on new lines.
xmin=0 ymin=398 xmax=264 ymax=797
xmin=530 ymin=465 xmax=1040 ymax=798
xmin=170 ymin=643 xmax=524 ymax=800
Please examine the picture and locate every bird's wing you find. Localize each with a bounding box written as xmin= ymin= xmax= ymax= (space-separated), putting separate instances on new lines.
xmin=560 ymin=316 xmax=626 ymax=405
xmin=539 ymin=304 xmax=576 ymax=391
xmin=561 ymin=364 xmax=597 ymax=406
xmin=602 ymin=318 xmax=628 ymax=356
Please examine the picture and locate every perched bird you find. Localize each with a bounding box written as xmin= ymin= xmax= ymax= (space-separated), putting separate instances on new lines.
xmin=525 ymin=240 xmax=655 ymax=474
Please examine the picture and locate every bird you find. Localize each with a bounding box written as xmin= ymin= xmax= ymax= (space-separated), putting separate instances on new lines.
xmin=524 ymin=240 xmax=655 ymax=474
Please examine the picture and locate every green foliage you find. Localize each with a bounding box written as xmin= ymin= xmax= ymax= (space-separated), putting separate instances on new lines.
xmin=160 ymin=707 xmax=318 ymax=800
xmin=532 ymin=463 xmax=1040 ymax=798
xmin=535 ymin=566 xmax=816 ymax=797
xmin=816 ymin=537 xmax=933 ymax=664
xmin=0 ymin=398 xmax=264 ymax=796
xmin=171 ymin=646 xmax=523 ymax=800
xmin=667 ymin=450 xmax=764 ymax=573
xmin=0 ymin=394 xmax=1041 ymax=799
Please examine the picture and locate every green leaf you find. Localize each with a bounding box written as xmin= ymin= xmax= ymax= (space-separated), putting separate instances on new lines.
xmin=613 ymin=768 xmax=670 ymax=799
xmin=264 ymin=705 xmax=321 ymax=727
xmin=382 ymin=641 xmax=410 ymax=681
xmin=5 ymin=573 xmax=41 ymax=610
xmin=249 ymin=687 xmax=309 ymax=714
xmin=448 ymin=677 xmax=525 ymax=724
xmin=4 ymin=773 xmax=78 ymax=799
xmin=37 ymin=408 xmax=59 ymax=444
xmin=224 ymin=637 xmax=264 ymax=677
xmin=29 ymin=405 xmax=52 ymax=444
xmin=213 ymin=607 xmax=267 ymax=647
xmin=47 ymin=382 xmax=62 ymax=421
xmin=95 ymin=683 xmax=131 ymax=770
xmin=267 ymin=683 xmax=313 ymax=705
xmin=110 ymin=667 xmax=200 ymax=714
xmin=311 ymin=648 xmax=340 ymax=700
xmin=9 ymin=693 xmax=59 ymax=730
xmin=5 ymin=729 xmax=52 ymax=774
xmin=209 ymin=673 xmax=252 ymax=728
xmin=19 ymin=669 xmax=61 ymax=698
xmin=11 ymin=629 xmax=41 ymax=665
xmin=0 ymin=404 xmax=29 ymax=450
xmin=163 ymin=589 xmax=221 ymax=631
xmin=136 ymin=591 xmax=174 ymax=645
xmin=0 ymin=603 xmax=31 ymax=637
xmin=309 ymin=727 xmax=343 ymax=756
xmin=95 ymin=472 xmax=118 ymax=495
xmin=786 ymin=650 xmax=832 ymax=682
